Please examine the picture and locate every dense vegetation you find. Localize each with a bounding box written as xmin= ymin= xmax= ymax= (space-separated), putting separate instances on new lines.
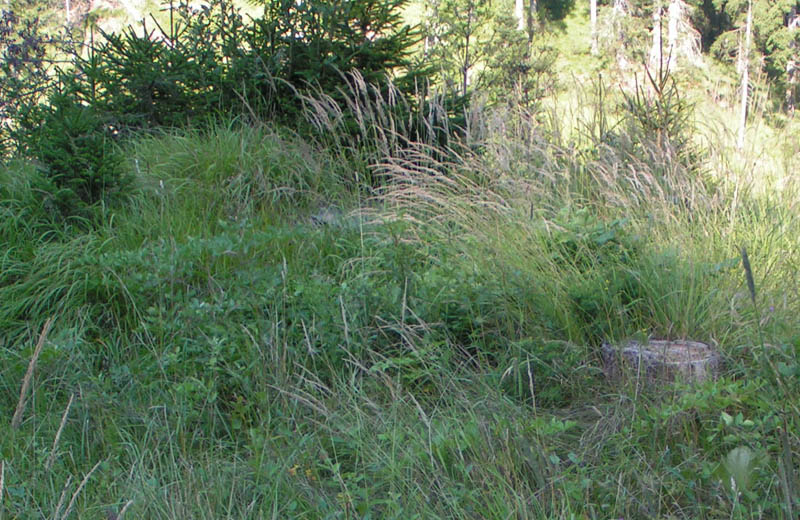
xmin=1 ymin=0 xmax=799 ymax=518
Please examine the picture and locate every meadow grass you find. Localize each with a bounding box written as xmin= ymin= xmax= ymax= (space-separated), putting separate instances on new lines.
xmin=1 ymin=69 xmax=799 ymax=519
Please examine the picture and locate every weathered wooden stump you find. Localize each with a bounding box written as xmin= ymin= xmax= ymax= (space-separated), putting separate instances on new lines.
xmin=601 ymin=339 xmax=721 ymax=384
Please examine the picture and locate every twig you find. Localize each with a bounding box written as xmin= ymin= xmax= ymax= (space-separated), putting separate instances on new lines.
xmin=12 ymin=317 xmax=54 ymax=429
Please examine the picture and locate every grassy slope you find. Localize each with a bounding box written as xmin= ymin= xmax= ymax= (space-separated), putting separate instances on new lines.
xmin=2 ymin=11 xmax=800 ymax=520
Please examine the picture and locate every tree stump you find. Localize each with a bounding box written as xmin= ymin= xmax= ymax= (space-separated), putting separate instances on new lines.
xmin=601 ymin=339 xmax=721 ymax=384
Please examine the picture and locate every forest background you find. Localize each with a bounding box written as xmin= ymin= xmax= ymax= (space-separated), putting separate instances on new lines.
xmin=1 ymin=0 xmax=800 ymax=518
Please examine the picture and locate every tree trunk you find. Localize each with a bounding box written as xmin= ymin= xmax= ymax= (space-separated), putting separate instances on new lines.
xmin=527 ymin=0 xmax=537 ymax=42
xmin=462 ymin=12 xmax=471 ymax=97
xmin=515 ymin=0 xmax=524 ymax=31
xmin=649 ymin=0 xmax=663 ymax=70
xmin=590 ymin=0 xmax=598 ymax=55
xmin=737 ymin=0 xmax=752 ymax=150
xmin=667 ymin=0 xmax=679 ymax=69
xmin=785 ymin=7 xmax=798 ymax=111
xmin=602 ymin=340 xmax=721 ymax=384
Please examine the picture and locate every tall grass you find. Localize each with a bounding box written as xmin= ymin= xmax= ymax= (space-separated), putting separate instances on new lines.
xmin=115 ymin=121 xmax=356 ymax=243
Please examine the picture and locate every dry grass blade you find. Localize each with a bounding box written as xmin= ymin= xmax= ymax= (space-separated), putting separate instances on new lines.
xmin=52 ymin=475 xmax=72 ymax=520
xmin=0 ymin=460 xmax=5 ymax=507
xmin=12 ymin=317 xmax=54 ymax=430
xmin=376 ymin=143 xmax=512 ymax=234
xmin=46 ymin=393 xmax=75 ymax=470
xmin=779 ymin=421 xmax=796 ymax=517
xmin=106 ymin=499 xmax=134 ymax=520
xmin=268 ymin=383 xmax=331 ymax=419
xmin=118 ymin=499 xmax=134 ymax=518
xmin=61 ymin=460 xmax=103 ymax=520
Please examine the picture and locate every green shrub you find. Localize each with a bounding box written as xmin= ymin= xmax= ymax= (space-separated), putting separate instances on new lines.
xmin=21 ymin=94 xmax=128 ymax=216
xmin=251 ymin=0 xmax=422 ymax=119
xmin=620 ymin=59 xmax=696 ymax=162
xmin=64 ymin=1 xmax=239 ymax=131
xmin=48 ymin=0 xmax=423 ymax=134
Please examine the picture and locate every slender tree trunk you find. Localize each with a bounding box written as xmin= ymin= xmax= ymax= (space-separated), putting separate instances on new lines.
xmin=788 ymin=9 xmax=799 ymax=111
xmin=649 ymin=0 xmax=663 ymax=70
xmin=667 ymin=0 xmax=679 ymax=70
xmin=590 ymin=0 xmax=598 ymax=55
xmin=515 ymin=0 xmax=525 ymax=31
xmin=527 ymin=0 xmax=537 ymax=42
xmin=737 ymin=0 xmax=752 ymax=150
xmin=66 ymin=0 xmax=71 ymax=24
xmin=462 ymin=7 xmax=472 ymax=97
xmin=463 ymin=35 xmax=469 ymax=97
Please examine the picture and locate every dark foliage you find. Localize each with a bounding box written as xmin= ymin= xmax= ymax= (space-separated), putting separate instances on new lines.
xmin=253 ymin=0 xmax=422 ymax=119
xmin=17 ymin=93 xmax=128 ymax=216
xmin=1 ymin=0 xmax=431 ymax=218
xmin=0 ymin=9 xmax=58 ymax=155
xmin=50 ymin=0 xmax=424 ymax=131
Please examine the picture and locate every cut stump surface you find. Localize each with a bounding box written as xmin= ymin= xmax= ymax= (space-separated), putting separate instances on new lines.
xmin=601 ymin=339 xmax=721 ymax=384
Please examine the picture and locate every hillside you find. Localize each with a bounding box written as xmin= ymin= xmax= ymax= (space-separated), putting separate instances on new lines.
xmin=1 ymin=0 xmax=800 ymax=518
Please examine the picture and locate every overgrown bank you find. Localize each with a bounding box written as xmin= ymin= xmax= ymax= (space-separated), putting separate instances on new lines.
xmin=2 ymin=75 xmax=800 ymax=517
xmin=2 ymin=0 xmax=800 ymax=518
